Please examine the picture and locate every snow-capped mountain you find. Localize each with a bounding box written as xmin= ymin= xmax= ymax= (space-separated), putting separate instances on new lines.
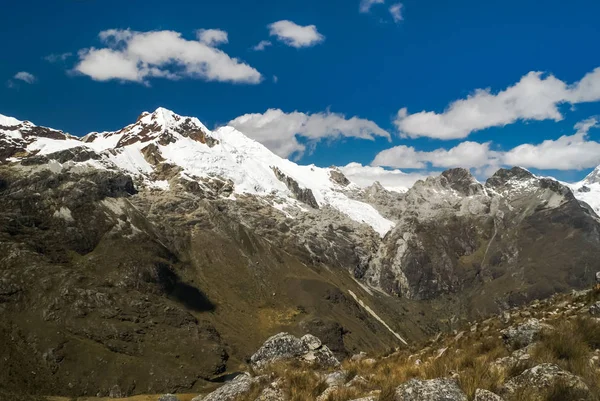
xmin=4 ymin=108 xmax=600 ymax=396
xmin=568 ymin=166 xmax=600 ymax=213
xmin=0 ymin=108 xmax=393 ymax=236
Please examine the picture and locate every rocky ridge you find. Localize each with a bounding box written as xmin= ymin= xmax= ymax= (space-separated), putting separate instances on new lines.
xmin=3 ymin=109 xmax=600 ymax=399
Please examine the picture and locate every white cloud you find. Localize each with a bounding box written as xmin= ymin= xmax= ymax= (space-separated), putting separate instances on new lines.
xmin=503 ymin=118 xmax=600 ymax=170
xmin=373 ymin=141 xmax=498 ymax=169
xmin=360 ymin=0 xmax=385 ymax=13
xmin=374 ymin=118 xmax=600 ymax=172
xmin=396 ymin=67 xmax=600 ymax=139
xmin=389 ymin=3 xmax=404 ymax=22
xmin=268 ymin=20 xmax=324 ymax=48
xmin=45 ymin=52 xmax=72 ymax=63
xmin=196 ymin=29 xmax=228 ymax=46
xmin=272 ymin=75 xmax=278 ymax=83
xmin=340 ymin=162 xmax=429 ymax=192
xmin=228 ymin=108 xmax=390 ymax=159
xmin=74 ymin=29 xmax=261 ymax=84
xmin=252 ymin=40 xmax=272 ymax=51
xmin=13 ymin=71 xmax=36 ymax=84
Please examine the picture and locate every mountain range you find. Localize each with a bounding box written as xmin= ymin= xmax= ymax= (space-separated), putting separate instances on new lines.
xmin=1 ymin=108 xmax=600 ymax=398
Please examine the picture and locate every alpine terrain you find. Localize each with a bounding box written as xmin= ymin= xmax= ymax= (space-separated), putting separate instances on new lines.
xmin=1 ymin=108 xmax=600 ymax=400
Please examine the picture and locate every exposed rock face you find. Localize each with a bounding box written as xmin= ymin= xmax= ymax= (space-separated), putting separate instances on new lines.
xmin=501 ymin=363 xmax=589 ymax=396
xmin=474 ymin=389 xmax=504 ymax=401
xmin=158 ymin=395 xmax=179 ymax=401
xmin=194 ymin=373 xmax=261 ymax=401
xmin=501 ymin=318 xmax=549 ymax=349
xmin=364 ymin=164 xmax=600 ymax=312
xmin=272 ymin=167 xmax=319 ymax=208
xmin=329 ymin=168 xmax=351 ymax=186
xmin=250 ymin=333 xmax=340 ymax=370
xmin=4 ymin=108 xmax=600 ymax=399
xmin=395 ymin=377 xmax=468 ymax=401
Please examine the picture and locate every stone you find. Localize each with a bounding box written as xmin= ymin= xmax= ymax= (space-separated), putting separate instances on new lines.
xmin=589 ymin=301 xmax=600 ymax=317
xmin=500 ymin=318 xmax=548 ymax=349
xmin=351 ymin=351 xmax=368 ymax=362
xmin=108 ymin=385 xmax=122 ymax=398
xmin=250 ymin=332 xmax=339 ymax=370
xmin=302 ymin=334 xmax=322 ymax=350
xmin=501 ymin=364 xmax=589 ymax=396
xmin=199 ymin=373 xmax=261 ymax=401
xmin=348 ymin=397 xmax=378 ymax=401
xmin=255 ymin=378 xmax=288 ymax=401
xmin=345 ymin=375 xmax=369 ymax=388
xmin=474 ymin=389 xmax=504 ymax=401
xmin=158 ymin=395 xmax=179 ymax=401
xmin=395 ymin=378 xmax=468 ymax=401
xmin=324 ymin=370 xmax=347 ymax=387
xmin=362 ymin=358 xmax=377 ymax=366
xmin=316 ymin=386 xmax=341 ymax=401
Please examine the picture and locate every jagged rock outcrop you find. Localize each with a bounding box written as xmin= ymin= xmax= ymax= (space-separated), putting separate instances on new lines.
xmin=250 ymin=332 xmax=340 ymax=370
xmin=193 ymin=373 xmax=262 ymax=401
xmin=395 ymin=377 xmax=468 ymax=401
xmin=329 ymin=168 xmax=351 ymax=186
xmin=4 ymin=108 xmax=600 ymax=399
xmin=500 ymin=318 xmax=550 ymax=349
xmin=474 ymin=389 xmax=504 ymax=401
xmin=500 ymin=363 xmax=589 ymax=396
xmin=272 ymin=166 xmax=319 ymax=208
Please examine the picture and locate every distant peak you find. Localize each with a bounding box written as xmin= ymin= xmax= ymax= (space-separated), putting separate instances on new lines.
xmin=486 ymin=166 xmax=534 ymax=188
xmin=439 ymin=168 xmax=484 ymax=196
xmin=0 ymin=113 xmax=24 ymax=127
xmin=582 ymin=165 xmax=600 ymax=185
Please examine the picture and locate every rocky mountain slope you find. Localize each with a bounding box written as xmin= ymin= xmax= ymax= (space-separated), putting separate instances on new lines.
xmin=2 ymin=108 xmax=600 ymax=399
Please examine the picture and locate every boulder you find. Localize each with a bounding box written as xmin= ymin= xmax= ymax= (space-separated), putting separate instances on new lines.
xmin=316 ymin=386 xmax=341 ymax=401
xmin=255 ymin=378 xmax=288 ymax=401
xmin=195 ymin=373 xmax=261 ymax=401
xmin=501 ymin=363 xmax=589 ymax=396
xmin=395 ymin=378 xmax=468 ymax=401
xmin=589 ymin=301 xmax=600 ymax=317
xmin=250 ymin=332 xmax=340 ymax=370
xmin=324 ymin=370 xmax=347 ymax=387
xmin=500 ymin=318 xmax=549 ymax=349
xmin=474 ymin=389 xmax=504 ymax=401
xmin=158 ymin=395 xmax=179 ymax=401
xmin=351 ymin=351 xmax=368 ymax=362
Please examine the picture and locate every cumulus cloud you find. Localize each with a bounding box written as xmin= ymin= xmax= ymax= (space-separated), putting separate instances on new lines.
xmin=228 ymin=109 xmax=390 ymax=159
xmin=389 ymin=3 xmax=404 ymax=22
xmin=374 ymin=118 xmax=600 ymax=172
xmin=360 ymin=0 xmax=385 ymax=13
xmin=268 ymin=20 xmax=324 ymax=48
xmin=45 ymin=52 xmax=72 ymax=63
xmin=252 ymin=40 xmax=272 ymax=51
xmin=503 ymin=118 xmax=600 ymax=170
xmin=74 ymin=29 xmax=261 ymax=84
xmin=396 ymin=67 xmax=600 ymax=139
xmin=373 ymin=141 xmax=499 ymax=169
xmin=13 ymin=71 xmax=36 ymax=84
xmin=339 ymin=162 xmax=429 ymax=192
xmin=196 ymin=29 xmax=228 ymax=46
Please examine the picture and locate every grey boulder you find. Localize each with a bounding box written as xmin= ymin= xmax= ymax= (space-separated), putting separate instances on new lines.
xmin=250 ymin=332 xmax=340 ymax=370
xmin=395 ymin=377 xmax=468 ymax=401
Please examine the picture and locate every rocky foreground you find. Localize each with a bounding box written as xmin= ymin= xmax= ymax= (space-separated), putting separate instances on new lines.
xmin=142 ymin=287 xmax=600 ymax=401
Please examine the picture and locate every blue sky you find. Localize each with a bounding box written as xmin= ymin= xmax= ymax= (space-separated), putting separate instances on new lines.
xmin=2 ymin=0 xmax=600 ymax=184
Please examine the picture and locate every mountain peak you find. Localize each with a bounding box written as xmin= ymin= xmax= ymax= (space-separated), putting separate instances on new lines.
xmin=582 ymin=165 xmax=600 ymax=186
xmin=0 ymin=114 xmax=24 ymax=127
xmin=486 ymin=166 xmax=534 ymax=188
